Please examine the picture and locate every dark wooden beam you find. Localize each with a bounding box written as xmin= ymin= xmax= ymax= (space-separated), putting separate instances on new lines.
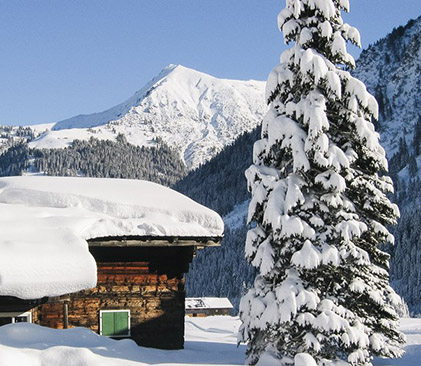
xmin=87 ymin=236 xmax=222 ymax=248
xmin=63 ymin=302 xmax=69 ymax=329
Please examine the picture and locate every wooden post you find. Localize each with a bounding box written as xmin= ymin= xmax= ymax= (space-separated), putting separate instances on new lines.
xmin=63 ymin=302 xmax=69 ymax=329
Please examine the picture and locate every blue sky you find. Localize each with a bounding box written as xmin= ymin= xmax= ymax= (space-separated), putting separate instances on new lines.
xmin=0 ymin=0 xmax=419 ymax=126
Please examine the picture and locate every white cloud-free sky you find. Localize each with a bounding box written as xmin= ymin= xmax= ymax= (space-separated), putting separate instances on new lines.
xmin=0 ymin=0 xmax=419 ymax=126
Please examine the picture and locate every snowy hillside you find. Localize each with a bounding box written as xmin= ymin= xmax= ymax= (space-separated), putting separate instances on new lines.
xmin=0 ymin=125 xmax=35 ymax=153
xmin=352 ymin=18 xmax=421 ymax=313
xmin=354 ymin=16 xmax=421 ymax=157
xmin=30 ymin=65 xmax=267 ymax=169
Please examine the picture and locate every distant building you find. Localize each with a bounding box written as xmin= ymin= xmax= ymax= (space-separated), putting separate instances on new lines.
xmin=0 ymin=176 xmax=223 ymax=350
xmin=185 ymin=297 xmax=233 ymax=317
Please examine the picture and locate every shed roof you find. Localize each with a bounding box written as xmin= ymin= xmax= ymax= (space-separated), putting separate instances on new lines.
xmin=0 ymin=176 xmax=224 ymax=300
xmin=185 ymin=297 xmax=233 ymax=310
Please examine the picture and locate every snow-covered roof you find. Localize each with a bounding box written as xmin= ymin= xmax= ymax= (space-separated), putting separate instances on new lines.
xmin=0 ymin=176 xmax=224 ymax=300
xmin=185 ymin=297 xmax=233 ymax=310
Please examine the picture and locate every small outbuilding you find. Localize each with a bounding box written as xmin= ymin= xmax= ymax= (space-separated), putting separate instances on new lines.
xmin=185 ymin=297 xmax=234 ymax=317
xmin=0 ymin=176 xmax=223 ymax=349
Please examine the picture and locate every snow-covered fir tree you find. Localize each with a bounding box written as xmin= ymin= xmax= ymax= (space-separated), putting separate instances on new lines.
xmin=238 ymin=1 xmax=405 ymax=365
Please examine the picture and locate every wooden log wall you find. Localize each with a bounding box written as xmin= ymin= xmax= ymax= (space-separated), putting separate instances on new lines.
xmin=34 ymin=246 xmax=194 ymax=349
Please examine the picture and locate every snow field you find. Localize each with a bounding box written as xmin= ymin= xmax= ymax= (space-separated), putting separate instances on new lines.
xmin=0 ymin=316 xmax=245 ymax=366
xmin=0 ymin=317 xmax=420 ymax=366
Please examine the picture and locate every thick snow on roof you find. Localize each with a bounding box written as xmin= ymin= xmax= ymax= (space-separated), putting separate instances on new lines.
xmin=186 ymin=297 xmax=233 ymax=310
xmin=0 ymin=176 xmax=224 ymax=300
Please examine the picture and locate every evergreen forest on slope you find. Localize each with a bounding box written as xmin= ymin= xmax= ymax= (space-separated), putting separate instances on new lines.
xmin=0 ymin=135 xmax=187 ymax=187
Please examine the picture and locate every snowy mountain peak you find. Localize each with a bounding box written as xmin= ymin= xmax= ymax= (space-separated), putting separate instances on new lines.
xmin=162 ymin=63 xmax=179 ymax=71
xmin=53 ymin=64 xmax=185 ymax=131
xmin=35 ymin=65 xmax=267 ymax=169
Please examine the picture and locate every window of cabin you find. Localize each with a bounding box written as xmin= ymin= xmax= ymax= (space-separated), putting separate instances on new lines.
xmin=99 ymin=310 xmax=130 ymax=337
xmin=0 ymin=312 xmax=32 ymax=326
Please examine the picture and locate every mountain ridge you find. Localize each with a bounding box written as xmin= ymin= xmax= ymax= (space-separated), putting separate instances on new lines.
xmin=52 ymin=65 xmax=185 ymax=130
xmin=32 ymin=64 xmax=267 ymax=169
xmin=353 ymin=15 xmax=421 ymax=157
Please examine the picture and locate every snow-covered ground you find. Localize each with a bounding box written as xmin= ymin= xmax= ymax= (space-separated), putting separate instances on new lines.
xmin=0 ymin=316 xmax=245 ymax=366
xmin=0 ymin=317 xmax=420 ymax=366
xmin=374 ymin=318 xmax=421 ymax=366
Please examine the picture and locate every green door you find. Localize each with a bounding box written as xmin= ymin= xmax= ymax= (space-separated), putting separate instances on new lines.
xmin=101 ymin=311 xmax=129 ymax=336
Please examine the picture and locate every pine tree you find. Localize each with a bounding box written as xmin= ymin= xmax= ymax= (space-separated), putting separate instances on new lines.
xmin=412 ymin=116 xmax=421 ymax=156
xmin=238 ymin=1 xmax=405 ymax=365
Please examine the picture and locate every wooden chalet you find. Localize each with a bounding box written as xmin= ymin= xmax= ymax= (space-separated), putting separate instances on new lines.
xmin=185 ymin=297 xmax=233 ymax=317
xmin=0 ymin=235 xmax=220 ymax=349
xmin=0 ymin=176 xmax=224 ymax=350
